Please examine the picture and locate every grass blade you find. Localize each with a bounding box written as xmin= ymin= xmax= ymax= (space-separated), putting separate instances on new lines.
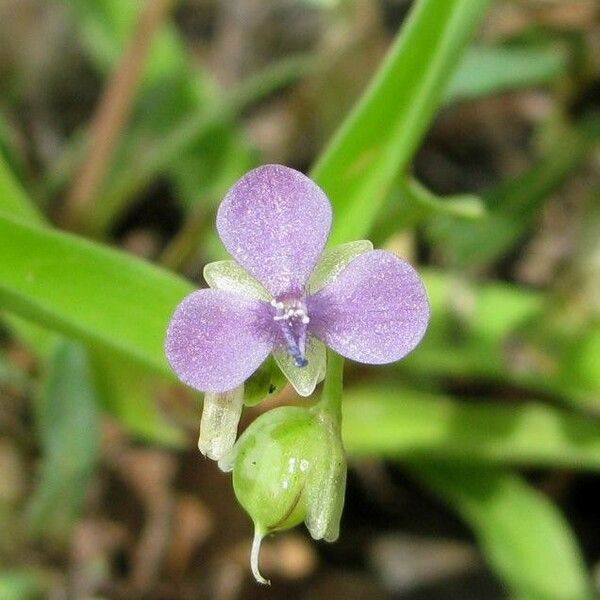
xmin=411 ymin=463 xmax=593 ymax=599
xmin=311 ymin=0 xmax=491 ymax=244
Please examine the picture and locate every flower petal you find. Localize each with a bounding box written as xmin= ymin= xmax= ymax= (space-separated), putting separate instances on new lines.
xmin=165 ymin=289 xmax=272 ymax=392
xmin=307 ymin=250 xmax=430 ymax=364
xmin=204 ymin=260 xmax=270 ymax=301
xmin=308 ymin=240 xmax=373 ymax=294
xmin=216 ymin=165 xmax=332 ymax=297
xmin=273 ymin=335 xmax=326 ymax=397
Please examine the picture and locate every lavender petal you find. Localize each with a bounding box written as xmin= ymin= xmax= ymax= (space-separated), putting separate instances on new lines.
xmin=165 ymin=289 xmax=272 ymax=392
xmin=308 ymin=250 xmax=430 ymax=364
xmin=216 ymin=165 xmax=332 ymax=297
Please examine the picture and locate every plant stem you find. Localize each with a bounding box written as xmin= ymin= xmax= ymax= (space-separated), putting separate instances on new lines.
xmin=317 ymin=350 xmax=344 ymax=426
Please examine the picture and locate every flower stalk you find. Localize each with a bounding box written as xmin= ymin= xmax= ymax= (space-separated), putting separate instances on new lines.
xmin=318 ymin=350 xmax=344 ymax=424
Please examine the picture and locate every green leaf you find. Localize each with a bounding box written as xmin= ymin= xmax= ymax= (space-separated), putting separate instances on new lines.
xmin=63 ymin=0 xmax=207 ymax=90
xmin=342 ymin=387 xmax=600 ymax=470
xmin=426 ymin=120 xmax=588 ymax=269
xmin=0 ymin=570 xmax=49 ymax=600
xmin=91 ymin=351 xmax=184 ymax=446
xmin=0 ymin=157 xmax=56 ymax=355
xmin=0 ymin=155 xmax=42 ymax=224
xmin=28 ymin=340 xmax=101 ymax=544
xmin=311 ymin=0 xmax=491 ymax=244
xmin=398 ymin=176 xmax=485 ymax=221
xmin=0 ymin=156 xmax=182 ymax=442
xmin=445 ymin=45 xmax=569 ymax=104
xmin=0 ymin=213 xmax=192 ymax=377
xmin=399 ymin=272 xmax=600 ymax=405
xmin=411 ymin=463 xmax=593 ymax=600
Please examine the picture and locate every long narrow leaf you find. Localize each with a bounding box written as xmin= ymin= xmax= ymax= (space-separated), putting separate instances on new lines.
xmin=0 ymin=213 xmax=192 ymax=377
xmin=0 ymin=156 xmax=43 ymax=224
xmin=445 ymin=45 xmax=568 ymax=104
xmin=343 ymin=388 xmax=600 ymax=470
xmin=28 ymin=340 xmax=101 ymax=543
xmin=311 ymin=0 xmax=491 ymax=244
xmin=412 ymin=463 xmax=593 ymax=599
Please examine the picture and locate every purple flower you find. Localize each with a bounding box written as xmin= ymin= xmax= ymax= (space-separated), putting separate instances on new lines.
xmin=165 ymin=165 xmax=430 ymax=397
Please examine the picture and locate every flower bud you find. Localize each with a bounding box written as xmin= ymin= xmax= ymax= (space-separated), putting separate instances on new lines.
xmin=220 ymin=406 xmax=346 ymax=584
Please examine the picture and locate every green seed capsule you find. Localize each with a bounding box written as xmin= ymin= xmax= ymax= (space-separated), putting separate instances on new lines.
xmin=221 ymin=406 xmax=346 ymax=584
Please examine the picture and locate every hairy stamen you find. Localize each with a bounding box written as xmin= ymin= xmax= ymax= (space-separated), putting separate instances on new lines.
xmin=271 ymin=298 xmax=310 ymax=367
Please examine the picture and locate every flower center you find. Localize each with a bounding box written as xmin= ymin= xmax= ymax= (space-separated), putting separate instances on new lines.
xmin=271 ymin=298 xmax=310 ymax=368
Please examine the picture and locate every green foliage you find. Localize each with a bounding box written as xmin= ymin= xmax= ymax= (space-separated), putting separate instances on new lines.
xmin=90 ymin=55 xmax=313 ymax=235
xmin=0 ymin=570 xmax=49 ymax=600
xmin=66 ymin=0 xmax=200 ymax=89
xmin=445 ymin=45 xmax=569 ymax=104
xmin=0 ymin=154 xmax=188 ymax=444
xmin=427 ymin=120 xmax=589 ymax=270
xmin=58 ymin=0 xmax=252 ymax=234
xmin=402 ymin=271 xmax=599 ymax=405
xmin=413 ymin=464 xmax=593 ymax=600
xmin=0 ymin=213 xmax=192 ymax=377
xmin=0 ymin=157 xmax=42 ymax=225
xmin=91 ymin=351 xmax=184 ymax=446
xmin=311 ymin=0 xmax=491 ymax=244
xmin=0 ymin=0 xmax=598 ymax=595
xmin=343 ymin=387 xmax=600 ymax=469
xmin=28 ymin=340 xmax=100 ymax=544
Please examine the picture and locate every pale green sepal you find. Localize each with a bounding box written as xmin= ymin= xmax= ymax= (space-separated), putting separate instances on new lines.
xmin=273 ymin=336 xmax=326 ymax=397
xmin=203 ymin=260 xmax=270 ymax=300
xmin=305 ymin=413 xmax=347 ymax=542
xmin=308 ymin=240 xmax=373 ymax=294
xmin=198 ymin=385 xmax=244 ymax=461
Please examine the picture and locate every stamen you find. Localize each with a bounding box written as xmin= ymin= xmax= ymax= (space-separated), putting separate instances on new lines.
xmin=271 ymin=297 xmax=310 ymax=367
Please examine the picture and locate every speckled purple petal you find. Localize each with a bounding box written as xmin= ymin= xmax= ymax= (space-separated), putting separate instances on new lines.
xmin=307 ymin=250 xmax=430 ymax=364
xmin=165 ymin=289 xmax=272 ymax=393
xmin=216 ymin=165 xmax=332 ymax=298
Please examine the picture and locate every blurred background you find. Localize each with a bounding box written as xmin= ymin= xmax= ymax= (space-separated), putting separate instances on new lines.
xmin=0 ymin=0 xmax=599 ymax=598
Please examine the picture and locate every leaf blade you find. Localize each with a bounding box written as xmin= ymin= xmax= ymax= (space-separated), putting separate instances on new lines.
xmin=343 ymin=387 xmax=600 ymax=470
xmin=28 ymin=340 xmax=101 ymax=543
xmin=445 ymin=45 xmax=569 ymax=104
xmin=411 ymin=463 xmax=593 ymax=600
xmin=311 ymin=0 xmax=491 ymax=244
xmin=0 ymin=213 xmax=192 ymax=377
